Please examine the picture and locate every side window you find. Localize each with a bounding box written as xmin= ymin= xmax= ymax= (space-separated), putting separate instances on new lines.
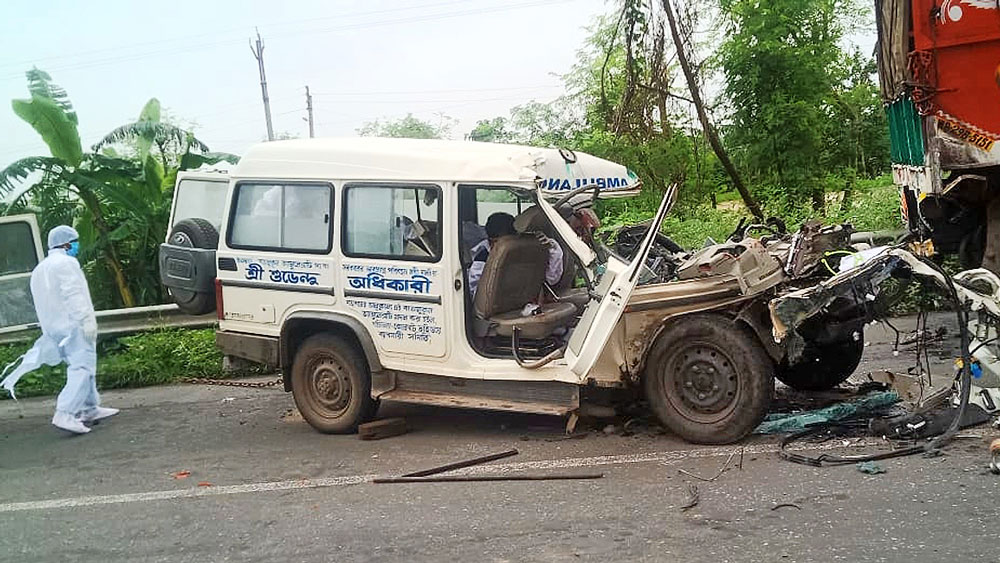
xmin=0 ymin=221 xmax=40 ymax=275
xmin=227 ymin=182 xmax=333 ymax=253
xmin=342 ymin=184 xmax=441 ymax=262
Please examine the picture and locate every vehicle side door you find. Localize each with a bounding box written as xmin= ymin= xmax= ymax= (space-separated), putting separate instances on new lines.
xmin=535 ymin=184 xmax=676 ymax=377
xmin=338 ymin=183 xmax=450 ymax=361
xmin=0 ymin=214 xmax=45 ymax=331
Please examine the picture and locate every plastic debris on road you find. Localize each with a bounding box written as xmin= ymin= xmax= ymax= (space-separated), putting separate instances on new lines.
xmin=755 ymin=391 xmax=900 ymax=434
xmin=856 ymin=461 xmax=886 ymax=474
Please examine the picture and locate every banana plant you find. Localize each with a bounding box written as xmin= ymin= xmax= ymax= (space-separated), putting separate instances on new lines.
xmin=0 ymin=69 xmax=239 ymax=308
xmin=1 ymin=70 xmax=140 ymax=306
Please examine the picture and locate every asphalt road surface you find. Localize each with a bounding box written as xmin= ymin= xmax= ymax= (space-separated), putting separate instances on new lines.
xmin=2 ymin=314 xmax=998 ymax=563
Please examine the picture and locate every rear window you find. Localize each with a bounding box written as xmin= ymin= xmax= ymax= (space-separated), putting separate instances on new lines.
xmin=172 ymin=179 xmax=230 ymax=231
xmin=227 ymin=182 xmax=334 ymax=253
xmin=0 ymin=221 xmax=39 ymax=275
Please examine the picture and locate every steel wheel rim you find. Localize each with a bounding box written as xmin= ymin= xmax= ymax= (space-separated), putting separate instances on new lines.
xmin=307 ymin=357 xmax=352 ymax=418
xmin=170 ymin=231 xmax=194 ymax=247
xmin=661 ymin=341 xmax=740 ymax=424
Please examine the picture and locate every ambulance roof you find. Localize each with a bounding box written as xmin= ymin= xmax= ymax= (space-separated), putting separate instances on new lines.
xmin=232 ymin=137 xmax=640 ymax=197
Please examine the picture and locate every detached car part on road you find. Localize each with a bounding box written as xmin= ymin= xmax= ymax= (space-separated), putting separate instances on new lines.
xmin=157 ymin=138 xmax=868 ymax=444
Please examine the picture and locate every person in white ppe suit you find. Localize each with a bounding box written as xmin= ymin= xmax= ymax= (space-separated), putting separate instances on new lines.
xmin=0 ymin=225 xmax=119 ymax=434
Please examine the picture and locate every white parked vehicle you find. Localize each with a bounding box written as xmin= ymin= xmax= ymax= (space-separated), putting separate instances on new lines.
xmin=0 ymin=214 xmax=45 ymax=332
xmin=159 ymin=138 xmax=850 ymax=444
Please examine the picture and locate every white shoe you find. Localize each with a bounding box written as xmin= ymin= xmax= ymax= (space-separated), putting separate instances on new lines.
xmin=81 ymin=407 xmax=120 ymax=422
xmin=52 ymin=412 xmax=90 ymax=434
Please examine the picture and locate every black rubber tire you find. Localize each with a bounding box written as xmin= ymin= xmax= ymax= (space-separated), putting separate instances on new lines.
xmin=959 ymin=224 xmax=986 ymax=270
xmin=169 ymin=218 xmax=219 ymax=249
xmin=291 ymin=334 xmax=378 ymax=434
xmin=776 ymin=336 xmax=865 ymax=392
xmin=166 ymin=218 xmax=219 ymax=315
xmin=643 ymin=314 xmax=774 ymax=444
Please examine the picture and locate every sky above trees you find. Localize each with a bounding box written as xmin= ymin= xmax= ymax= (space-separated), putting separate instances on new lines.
xmin=0 ymin=0 xmax=605 ymax=169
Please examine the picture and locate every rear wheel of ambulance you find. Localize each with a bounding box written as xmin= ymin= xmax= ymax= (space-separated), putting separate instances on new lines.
xmin=291 ymin=334 xmax=378 ymax=434
xmin=643 ymin=314 xmax=774 ymax=444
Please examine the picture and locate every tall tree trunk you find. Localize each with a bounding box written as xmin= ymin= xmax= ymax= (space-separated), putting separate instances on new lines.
xmin=657 ymin=93 xmax=670 ymax=136
xmin=811 ymin=187 xmax=825 ymax=212
xmin=661 ymin=0 xmax=764 ymax=220
xmin=78 ymin=190 xmax=136 ymax=307
xmin=840 ymin=175 xmax=855 ymax=214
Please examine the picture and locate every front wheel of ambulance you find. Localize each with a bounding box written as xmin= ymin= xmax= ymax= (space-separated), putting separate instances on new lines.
xmin=643 ymin=314 xmax=774 ymax=444
xmin=291 ymin=334 xmax=378 ymax=434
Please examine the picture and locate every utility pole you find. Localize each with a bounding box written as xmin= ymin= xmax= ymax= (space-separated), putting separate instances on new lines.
xmin=305 ymin=85 xmax=315 ymax=138
xmin=250 ymin=28 xmax=275 ymax=141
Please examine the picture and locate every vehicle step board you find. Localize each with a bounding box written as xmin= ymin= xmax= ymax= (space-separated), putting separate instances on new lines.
xmin=373 ymin=372 xmax=579 ymax=416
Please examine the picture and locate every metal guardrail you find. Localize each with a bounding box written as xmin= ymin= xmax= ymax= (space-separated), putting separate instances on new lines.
xmin=0 ymin=304 xmax=217 ymax=345
xmin=849 ymin=229 xmax=906 ymax=245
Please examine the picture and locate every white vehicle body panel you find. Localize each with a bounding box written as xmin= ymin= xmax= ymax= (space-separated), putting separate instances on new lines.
xmin=215 ymin=138 xmax=646 ymax=386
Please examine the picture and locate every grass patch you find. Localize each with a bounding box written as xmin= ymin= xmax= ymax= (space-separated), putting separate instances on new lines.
xmin=0 ymin=328 xmax=249 ymax=400
xmin=714 ymin=191 xmax=741 ymax=203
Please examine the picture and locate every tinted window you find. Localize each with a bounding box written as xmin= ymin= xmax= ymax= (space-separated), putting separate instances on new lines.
xmin=228 ymin=182 xmax=333 ymax=253
xmin=342 ymin=184 xmax=441 ymax=261
xmin=0 ymin=221 xmax=39 ymax=275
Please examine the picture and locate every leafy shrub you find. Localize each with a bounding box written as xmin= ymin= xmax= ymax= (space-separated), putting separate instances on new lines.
xmin=0 ymin=328 xmax=241 ymax=400
xmin=597 ymin=174 xmax=901 ymax=250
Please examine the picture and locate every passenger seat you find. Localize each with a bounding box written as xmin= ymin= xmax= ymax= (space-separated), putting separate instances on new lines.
xmin=473 ymin=234 xmax=577 ymax=339
xmin=513 ymin=206 xmax=589 ymax=312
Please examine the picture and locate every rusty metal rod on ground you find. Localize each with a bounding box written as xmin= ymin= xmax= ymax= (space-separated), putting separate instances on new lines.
xmin=374 ymin=473 xmax=604 ymax=484
xmin=400 ymin=449 xmax=519 ymax=478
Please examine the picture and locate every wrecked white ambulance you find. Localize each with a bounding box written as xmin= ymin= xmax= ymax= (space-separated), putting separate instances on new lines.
xmin=159 ymin=138 xmax=863 ymax=444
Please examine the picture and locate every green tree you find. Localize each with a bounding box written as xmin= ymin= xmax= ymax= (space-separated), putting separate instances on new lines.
xmin=507 ymin=101 xmax=582 ymax=147
xmin=716 ymin=0 xmax=864 ymax=211
xmin=823 ymin=49 xmax=891 ymax=180
xmin=1 ymin=69 xmax=140 ymax=305
xmin=89 ymin=98 xmax=236 ymax=306
xmin=1 ymin=69 xmax=236 ymax=308
xmin=357 ymin=113 xmax=454 ymax=139
xmin=467 ymin=117 xmax=512 ymax=143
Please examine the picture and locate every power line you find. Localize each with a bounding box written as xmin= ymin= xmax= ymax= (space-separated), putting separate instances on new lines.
xmin=0 ymin=0 xmax=572 ymax=80
xmin=0 ymin=0 xmax=479 ymax=72
xmin=310 ymin=85 xmax=563 ymax=97
xmin=311 ymin=94 xmax=563 ymax=105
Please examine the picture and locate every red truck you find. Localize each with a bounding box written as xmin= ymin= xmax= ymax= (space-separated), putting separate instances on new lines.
xmin=877 ymin=0 xmax=1000 ymax=270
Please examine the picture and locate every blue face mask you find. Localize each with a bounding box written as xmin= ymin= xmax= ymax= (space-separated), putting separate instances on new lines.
xmin=66 ymin=241 xmax=80 ymax=257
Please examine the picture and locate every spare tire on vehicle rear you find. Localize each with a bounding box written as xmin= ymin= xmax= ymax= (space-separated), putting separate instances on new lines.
xmin=166 ymin=218 xmax=219 ymax=315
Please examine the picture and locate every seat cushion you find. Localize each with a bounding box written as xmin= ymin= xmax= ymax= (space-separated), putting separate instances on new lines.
xmin=492 ymin=302 xmax=577 ymax=339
